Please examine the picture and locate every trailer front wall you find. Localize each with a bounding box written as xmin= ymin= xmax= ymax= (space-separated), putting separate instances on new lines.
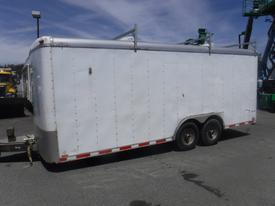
xmin=46 ymin=47 xmax=257 ymax=159
xmin=31 ymin=47 xmax=59 ymax=162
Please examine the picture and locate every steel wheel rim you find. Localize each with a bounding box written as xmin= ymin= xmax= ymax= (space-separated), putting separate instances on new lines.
xmin=207 ymin=127 xmax=218 ymax=140
xmin=181 ymin=128 xmax=195 ymax=145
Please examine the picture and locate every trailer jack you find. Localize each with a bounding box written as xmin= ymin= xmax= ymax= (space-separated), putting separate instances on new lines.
xmin=0 ymin=127 xmax=37 ymax=166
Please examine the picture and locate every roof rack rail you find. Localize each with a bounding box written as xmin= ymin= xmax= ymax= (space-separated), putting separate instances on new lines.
xmin=112 ymin=24 xmax=138 ymax=52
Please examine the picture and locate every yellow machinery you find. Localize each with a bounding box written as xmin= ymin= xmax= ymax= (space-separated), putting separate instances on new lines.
xmin=0 ymin=68 xmax=25 ymax=117
xmin=0 ymin=68 xmax=17 ymax=98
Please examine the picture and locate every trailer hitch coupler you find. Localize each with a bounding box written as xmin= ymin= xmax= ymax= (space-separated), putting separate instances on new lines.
xmin=7 ymin=127 xmax=16 ymax=142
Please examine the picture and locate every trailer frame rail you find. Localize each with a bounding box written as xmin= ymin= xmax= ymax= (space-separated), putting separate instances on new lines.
xmin=0 ymin=128 xmax=37 ymax=165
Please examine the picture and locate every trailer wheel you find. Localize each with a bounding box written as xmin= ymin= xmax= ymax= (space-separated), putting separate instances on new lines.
xmin=175 ymin=122 xmax=199 ymax=151
xmin=201 ymin=119 xmax=222 ymax=146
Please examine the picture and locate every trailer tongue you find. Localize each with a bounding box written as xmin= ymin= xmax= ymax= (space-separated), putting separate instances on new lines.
xmin=0 ymin=128 xmax=37 ymax=165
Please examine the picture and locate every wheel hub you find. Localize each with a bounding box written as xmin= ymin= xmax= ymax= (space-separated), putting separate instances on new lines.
xmin=208 ymin=128 xmax=218 ymax=140
xmin=182 ymin=129 xmax=195 ymax=145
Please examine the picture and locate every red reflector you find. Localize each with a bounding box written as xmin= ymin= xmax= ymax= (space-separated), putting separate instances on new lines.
xmin=139 ymin=142 xmax=150 ymax=147
xmin=156 ymin=139 xmax=166 ymax=144
xmin=59 ymin=154 xmax=68 ymax=162
xmin=99 ymin=149 xmax=112 ymax=155
xmin=59 ymin=157 xmax=67 ymax=162
xmin=76 ymin=153 xmax=90 ymax=159
xmin=120 ymin=145 xmax=132 ymax=151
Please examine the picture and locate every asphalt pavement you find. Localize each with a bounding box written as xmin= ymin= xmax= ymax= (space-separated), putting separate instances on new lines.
xmin=0 ymin=110 xmax=274 ymax=206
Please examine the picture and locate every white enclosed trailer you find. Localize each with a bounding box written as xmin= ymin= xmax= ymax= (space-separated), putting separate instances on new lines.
xmin=24 ymin=36 xmax=257 ymax=163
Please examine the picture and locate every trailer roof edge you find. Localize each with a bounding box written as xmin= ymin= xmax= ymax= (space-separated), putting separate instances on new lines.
xmin=29 ymin=36 xmax=257 ymax=57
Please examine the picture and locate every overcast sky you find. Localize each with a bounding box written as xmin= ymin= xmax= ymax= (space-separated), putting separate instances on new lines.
xmin=0 ymin=0 xmax=270 ymax=64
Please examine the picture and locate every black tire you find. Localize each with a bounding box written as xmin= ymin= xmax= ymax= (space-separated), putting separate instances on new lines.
xmin=175 ymin=122 xmax=199 ymax=151
xmin=201 ymin=119 xmax=222 ymax=146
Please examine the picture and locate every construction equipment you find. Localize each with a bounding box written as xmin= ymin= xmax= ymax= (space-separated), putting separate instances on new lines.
xmin=0 ymin=68 xmax=26 ymax=116
xmin=243 ymin=0 xmax=275 ymax=17
xmin=182 ymin=28 xmax=213 ymax=46
xmin=243 ymin=0 xmax=275 ymax=112
xmin=0 ymin=68 xmax=17 ymax=98
xmin=243 ymin=0 xmax=275 ymax=79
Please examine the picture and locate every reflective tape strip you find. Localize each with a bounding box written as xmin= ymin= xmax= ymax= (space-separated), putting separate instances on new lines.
xmin=59 ymin=137 xmax=173 ymax=163
xmin=139 ymin=142 xmax=150 ymax=147
xmin=225 ymin=119 xmax=256 ymax=129
xmin=99 ymin=149 xmax=112 ymax=155
xmin=228 ymin=124 xmax=236 ymax=128
xmin=119 ymin=145 xmax=132 ymax=151
xmin=156 ymin=138 xmax=167 ymax=144
xmin=76 ymin=153 xmax=90 ymax=159
xmin=59 ymin=155 xmax=68 ymax=162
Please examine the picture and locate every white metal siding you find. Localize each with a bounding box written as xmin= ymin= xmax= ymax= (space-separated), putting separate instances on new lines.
xmin=31 ymin=47 xmax=56 ymax=132
xmin=31 ymin=44 xmax=257 ymax=159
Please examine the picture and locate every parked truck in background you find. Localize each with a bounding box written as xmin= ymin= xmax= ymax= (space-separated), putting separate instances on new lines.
xmin=0 ymin=68 xmax=26 ymax=116
xmin=0 ymin=68 xmax=17 ymax=98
